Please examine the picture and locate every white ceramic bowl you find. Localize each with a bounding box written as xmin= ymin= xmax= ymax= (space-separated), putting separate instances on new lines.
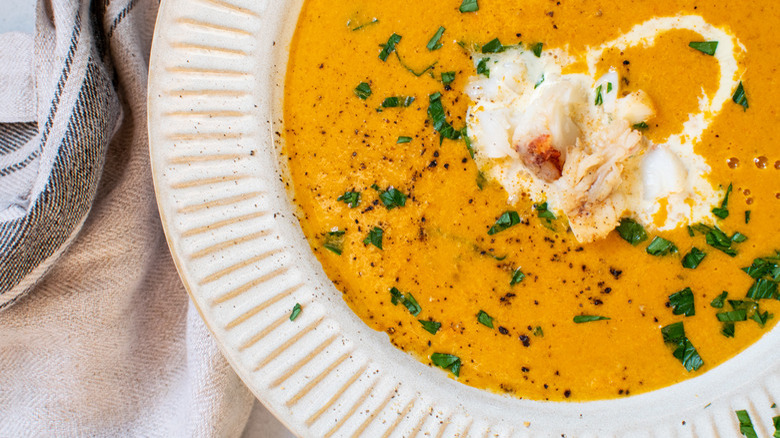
xmin=147 ymin=0 xmax=780 ymax=436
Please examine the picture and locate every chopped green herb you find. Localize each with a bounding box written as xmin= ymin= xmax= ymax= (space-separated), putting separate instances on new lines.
xmin=710 ymin=291 xmax=728 ymax=308
xmin=350 ymin=18 xmax=379 ymax=31
xmin=419 ymin=319 xmax=441 ymax=335
xmin=742 ymin=251 xmax=780 ymax=281
xmin=323 ymin=230 xmax=345 ymax=255
xmin=510 ymin=267 xmax=526 ymax=285
xmin=441 ymin=71 xmax=456 ymax=85
xmin=427 ymin=26 xmax=446 ymax=51
xmin=389 ymin=287 xmax=422 ymax=316
xmin=733 ymin=81 xmax=749 ymax=111
xmin=745 ymin=210 xmax=752 ymax=224
xmin=380 ymin=96 xmax=416 ymax=109
xmin=661 ymin=322 xmax=703 ymax=372
xmin=431 ymin=352 xmax=461 ymax=376
xmin=661 ymin=321 xmax=686 ymax=343
xmin=573 ymin=315 xmax=610 ymax=323
xmin=646 ymin=236 xmax=678 ymax=256
xmin=477 ymin=57 xmax=490 ymax=77
xmin=397 ymin=136 xmax=412 ymax=144
xmin=751 ymin=309 xmax=772 ymax=327
xmin=721 ymin=322 xmax=735 ymax=337
xmin=379 ymin=33 xmax=402 ymax=61
xmin=669 ymin=287 xmax=696 ymax=317
xmin=354 ymin=82 xmax=372 ymax=100
xmin=772 ymin=403 xmax=777 ymax=409
xmin=461 ymin=126 xmax=475 ymax=159
xmin=746 ymin=278 xmax=778 ymax=300
xmin=704 ymin=225 xmax=739 ymax=256
xmin=731 ymin=232 xmax=748 ymax=243
xmin=337 ymin=191 xmax=361 ymax=208
xmin=607 ymin=82 xmax=613 ymax=93
xmin=477 ymin=310 xmax=494 ymax=328
xmin=427 ymin=92 xmax=461 ymax=142
xmin=459 ymin=0 xmax=478 ymax=13
xmin=773 ymin=415 xmax=780 ymax=438
xmin=390 ymin=287 xmax=403 ymax=305
xmin=476 ymin=171 xmax=487 ymax=190
xmin=376 ymin=186 xmax=407 ymax=209
xmin=393 ymin=50 xmax=438 ymax=77
xmin=488 ymin=211 xmax=522 ymax=235
xmin=534 ymin=202 xmax=557 ymax=230
xmin=615 ymin=218 xmax=648 ymax=245
xmin=289 ymin=303 xmax=302 ymax=321
xmin=531 ymin=42 xmax=543 ymax=57
xmin=689 ymin=41 xmax=718 ymax=56
xmin=363 ymin=226 xmax=384 ymax=249
xmin=736 ymin=410 xmax=758 ymax=438
xmin=534 ymin=74 xmax=545 ymax=89
xmin=482 ymin=38 xmax=506 ymax=53
xmin=532 ymin=326 xmax=544 ymax=337
xmin=712 ymin=183 xmax=732 ymax=219
xmin=682 ymin=247 xmax=707 ymax=269
xmin=632 ymin=121 xmax=649 ymax=130
xmin=687 ymin=226 xmax=695 ymax=237
xmin=716 ymin=309 xmax=748 ymax=322
xmin=595 ymin=84 xmax=604 ymax=106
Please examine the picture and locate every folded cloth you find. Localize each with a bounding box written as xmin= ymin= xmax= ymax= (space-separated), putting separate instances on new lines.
xmin=0 ymin=0 xmax=273 ymax=435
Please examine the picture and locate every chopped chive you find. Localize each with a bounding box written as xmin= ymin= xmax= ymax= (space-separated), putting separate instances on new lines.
xmin=350 ymin=18 xmax=379 ymax=31
xmin=607 ymin=82 xmax=613 ymax=93
xmin=646 ymin=236 xmax=678 ymax=256
xmin=716 ymin=309 xmax=747 ymax=322
xmin=531 ymin=42 xmax=543 ymax=57
xmin=615 ymin=218 xmax=648 ymax=245
xmin=289 ymin=303 xmax=302 ymax=321
xmin=481 ymin=38 xmax=506 ymax=53
xmin=427 ymin=26 xmax=446 ymax=51
xmin=689 ymin=41 xmax=718 ymax=56
xmin=477 ymin=57 xmax=490 ymax=77
xmin=534 ymin=74 xmax=545 ymax=89
xmin=363 ymin=226 xmax=384 ymax=249
xmin=419 ymin=319 xmax=441 ymax=335
xmin=427 ymin=92 xmax=461 ymax=142
xmin=379 ymin=33 xmax=402 ymax=61
xmin=595 ymin=84 xmax=604 ymax=106
xmin=477 ymin=310 xmax=494 ymax=328
xmin=573 ymin=315 xmax=610 ymax=323
xmin=431 ymin=352 xmax=461 ymax=376
xmin=712 ymin=183 xmax=732 ymax=219
xmin=736 ymin=410 xmax=758 ymax=438
xmin=534 ymin=202 xmax=556 ymax=230
xmin=733 ymin=81 xmax=749 ymax=111
xmin=721 ymin=322 xmax=735 ymax=337
xmin=746 ymin=278 xmax=778 ymax=300
xmin=682 ymin=247 xmax=707 ymax=269
xmin=397 ymin=136 xmax=412 ymax=144
xmin=710 ymin=291 xmax=728 ymax=308
xmin=354 ymin=82 xmax=372 ymax=100
xmin=389 ymin=287 xmax=422 ymax=316
xmin=745 ymin=210 xmax=752 ymax=224
xmin=488 ymin=211 xmax=521 ymax=235
xmin=323 ymin=230 xmax=345 ymax=255
xmin=633 ymin=121 xmax=649 ymax=130
xmin=459 ymin=0 xmax=478 ymax=13
xmin=661 ymin=322 xmax=703 ymax=372
xmin=669 ymin=287 xmax=696 ymax=317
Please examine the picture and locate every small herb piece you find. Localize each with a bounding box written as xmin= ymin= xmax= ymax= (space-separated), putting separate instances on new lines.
xmin=689 ymin=41 xmax=718 ymax=56
xmin=646 ymin=236 xmax=678 ymax=256
xmin=733 ymin=82 xmax=749 ymax=111
xmin=482 ymin=38 xmax=506 ymax=53
xmin=431 ymin=353 xmax=461 ymax=376
xmin=703 ymin=225 xmax=739 ymax=256
xmin=712 ymin=183 xmax=732 ymax=219
xmin=607 ymin=82 xmax=613 ymax=93
xmin=710 ymin=291 xmax=728 ymax=308
xmin=736 ymin=410 xmax=758 ymax=438
xmin=615 ymin=218 xmax=648 ymax=245
xmin=349 ymin=18 xmax=379 ymax=32
xmin=397 ymin=136 xmax=412 ymax=144
xmin=354 ymin=82 xmax=372 ymax=100
xmin=476 ymin=57 xmax=490 ymax=77
xmin=742 ymin=252 xmax=780 ymax=281
xmin=427 ymin=26 xmax=446 ymax=51
xmin=532 ymin=326 xmax=544 ymax=337
xmin=363 ymin=227 xmax=384 ymax=249
xmin=633 ymin=122 xmax=649 ymax=130
xmin=510 ymin=267 xmax=526 ymax=285
xmin=476 ymin=171 xmax=487 ymax=190
xmin=337 ymin=191 xmax=361 ymax=208
xmin=393 ymin=51 xmax=438 ymax=77
xmin=531 ymin=42 xmax=543 ymax=57
xmin=773 ymin=415 xmax=780 ymax=438
xmin=488 ymin=211 xmax=522 ymax=235
xmin=376 ymin=186 xmax=407 ymax=209
xmin=419 ymin=319 xmax=441 ymax=334
xmin=573 ymin=315 xmax=610 ymax=323
xmin=427 ymin=92 xmax=461 ymax=142
xmin=323 ymin=230 xmax=345 ymax=255
xmin=459 ymin=0 xmax=478 ymax=13
xmin=381 ymin=96 xmax=416 ymax=108
xmin=746 ymin=278 xmax=778 ymax=300
xmin=389 ymin=287 xmax=422 ymax=316
xmin=441 ymin=71 xmax=456 ymax=85
xmin=716 ymin=309 xmax=748 ymax=322
xmin=379 ymin=33 xmax=402 ymax=61
xmin=682 ymin=247 xmax=707 ymax=269
xmin=732 ymin=232 xmax=748 ymax=243
xmin=661 ymin=322 xmax=703 ymax=372
xmin=477 ymin=310 xmax=494 ymax=328
xmin=751 ymin=309 xmax=771 ymax=327
xmin=595 ymin=84 xmax=604 ymax=106
xmin=461 ymin=126 xmax=475 ymax=159
xmin=745 ymin=210 xmax=751 ymax=224
xmin=722 ymin=322 xmax=735 ymax=337
xmin=289 ymin=303 xmax=302 ymax=321
xmin=534 ymin=202 xmax=556 ymax=230
xmin=669 ymin=287 xmax=696 ymax=316
xmin=534 ymin=74 xmax=545 ymax=89
xmin=661 ymin=322 xmax=686 ymax=344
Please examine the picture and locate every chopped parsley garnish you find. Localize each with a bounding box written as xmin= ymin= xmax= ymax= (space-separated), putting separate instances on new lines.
xmin=337 ymin=191 xmax=361 ymax=208
xmin=632 ymin=121 xmax=649 ymax=130
xmin=350 ymin=18 xmax=379 ymax=32
xmin=615 ymin=218 xmax=648 ymax=245
xmin=379 ymin=33 xmax=402 ymax=61
xmin=669 ymin=287 xmax=696 ymax=316
xmin=374 ymin=186 xmax=407 ymax=209
xmin=716 ymin=309 xmax=747 ymax=322
xmin=752 ymin=308 xmax=772 ymax=327
xmin=733 ymin=81 xmax=749 ymax=111
xmin=419 ymin=319 xmax=441 ymax=335
xmin=427 ymin=92 xmax=461 ymax=142
xmin=534 ymin=202 xmax=556 ymax=230
xmin=477 ymin=310 xmax=494 ymax=328
xmin=661 ymin=322 xmax=703 ymax=372
xmin=532 ymin=326 xmax=544 ymax=337
xmin=459 ymin=0 xmax=479 ymax=13
xmin=381 ymin=96 xmax=415 ymax=108
xmin=722 ymin=322 xmax=735 ymax=337
xmin=510 ymin=267 xmax=526 ymax=285
xmin=712 ymin=183 xmax=732 ymax=219
xmin=573 ymin=315 xmax=610 ymax=323
xmin=397 ymin=136 xmax=412 ymax=143
xmin=745 ymin=210 xmax=752 ymax=224
xmin=363 ymin=227 xmax=384 ymax=249
xmin=594 ymin=84 xmax=604 ymax=106
xmin=742 ymin=251 xmax=780 ymax=281
xmin=710 ymin=291 xmax=728 ymax=308
xmin=323 ymin=230 xmax=345 ymax=255
xmin=431 ymin=352 xmax=461 ymax=377
xmin=487 ymin=211 xmax=521 ymax=235
xmin=476 ymin=57 xmax=490 ymax=77
xmin=389 ymin=287 xmax=421 ymax=316
xmin=646 ymin=236 xmax=678 ymax=256
xmin=736 ymin=410 xmax=758 ymax=438
xmin=481 ymin=38 xmax=506 ymax=53
xmin=682 ymin=247 xmax=707 ymax=269
xmin=441 ymin=71 xmax=456 ymax=85
xmin=354 ymin=82 xmax=372 ymax=100
xmin=531 ymin=42 xmax=543 ymax=57
xmin=289 ymin=303 xmax=302 ymax=321
xmin=692 ymin=223 xmax=741 ymax=256
xmin=746 ymin=278 xmax=778 ymax=300
xmin=689 ymin=41 xmax=718 ymax=56
xmin=427 ymin=26 xmax=446 ymax=51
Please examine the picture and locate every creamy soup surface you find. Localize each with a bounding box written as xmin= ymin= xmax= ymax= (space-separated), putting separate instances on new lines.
xmin=283 ymin=0 xmax=780 ymax=401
